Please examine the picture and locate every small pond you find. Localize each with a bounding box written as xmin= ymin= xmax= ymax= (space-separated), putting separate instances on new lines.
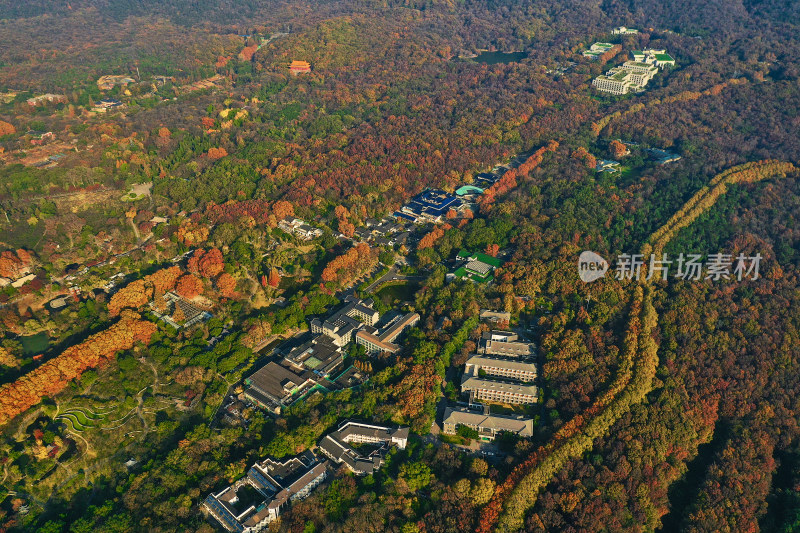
xmin=20 ymin=332 xmax=50 ymax=356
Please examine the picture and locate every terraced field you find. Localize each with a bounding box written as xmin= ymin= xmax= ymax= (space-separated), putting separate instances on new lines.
xmin=56 ymin=407 xmax=115 ymax=432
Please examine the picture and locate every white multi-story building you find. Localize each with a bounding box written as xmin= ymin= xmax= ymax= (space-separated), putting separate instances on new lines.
xmin=461 ymin=376 xmax=538 ymax=405
xmin=631 ymin=49 xmax=676 ymax=69
xmin=309 ymin=296 xmax=380 ymax=347
xmin=355 ymin=312 xmax=420 ymax=355
xmin=442 ymin=406 xmax=534 ymax=441
xmin=464 ymin=355 xmax=538 ymax=382
xmin=318 ymin=421 xmax=409 ymax=475
xmin=593 ymin=61 xmax=658 ymax=95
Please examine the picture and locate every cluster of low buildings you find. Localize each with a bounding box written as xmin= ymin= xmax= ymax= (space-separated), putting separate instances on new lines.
xmin=393 ymin=189 xmax=462 ymax=224
xmin=92 ymin=98 xmax=124 ymax=113
xmin=646 ymin=147 xmax=682 ymax=164
xmin=353 ymin=218 xmax=413 ymax=248
xmin=243 ymin=296 xmax=419 ymax=414
xmin=204 ymin=421 xmax=407 ymax=532
xmin=149 ymin=291 xmax=213 ymax=330
xmin=596 ymin=159 xmax=621 ymax=173
xmin=96 ymin=75 xmax=136 ymax=91
xmin=278 ymin=218 xmax=323 ymax=241
xmin=592 ymin=49 xmax=676 ymax=95
xmin=26 ymin=94 xmax=67 ymax=106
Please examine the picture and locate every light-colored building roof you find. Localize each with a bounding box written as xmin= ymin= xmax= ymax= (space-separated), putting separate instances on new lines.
xmin=461 ymin=376 xmax=538 ymax=397
xmin=465 ymin=355 xmax=538 ymax=376
xmin=443 ymin=407 xmax=534 ymax=438
xmin=465 ymin=260 xmax=493 ymax=276
xmin=480 ymin=309 xmax=511 ymax=322
xmin=483 ymin=339 xmax=535 ymax=357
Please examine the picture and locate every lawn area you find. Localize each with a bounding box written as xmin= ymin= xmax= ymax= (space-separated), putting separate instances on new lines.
xmin=438 ymin=433 xmax=470 ymax=446
xmin=488 ymin=403 xmax=538 ymax=418
xmin=374 ymin=281 xmax=420 ymax=306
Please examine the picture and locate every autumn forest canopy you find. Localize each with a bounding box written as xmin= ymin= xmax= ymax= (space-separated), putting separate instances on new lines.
xmin=0 ymin=0 xmax=800 ymax=532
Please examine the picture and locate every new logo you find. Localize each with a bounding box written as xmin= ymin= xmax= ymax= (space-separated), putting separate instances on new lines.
xmin=578 ymin=251 xmax=608 ymax=282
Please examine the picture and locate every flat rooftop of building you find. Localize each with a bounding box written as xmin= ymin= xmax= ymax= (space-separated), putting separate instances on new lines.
xmin=483 ymin=339 xmax=535 ymax=358
xmin=461 ymin=376 xmax=539 ymax=397
xmin=465 ymin=354 xmax=538 ymax=375
xmin=482 ymin=330 xmax=519 ymax=341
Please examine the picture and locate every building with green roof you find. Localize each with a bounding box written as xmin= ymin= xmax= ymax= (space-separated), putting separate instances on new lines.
xmin=452 ymin=250 xmax=502 ymax=283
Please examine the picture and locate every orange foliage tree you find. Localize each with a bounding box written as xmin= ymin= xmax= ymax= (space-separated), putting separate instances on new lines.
xmin=206 ymin=199 xmax=294 ymax=226
xmin=479 ymin=141 xmax=558 ymax=211
xmin=108 ymin=266 xmax=181 ymax=316
xmin=320 ymin=243 xmax=379 ymax=286
xmin=267 ymin=268 xmax=281 ymax=288
xmin=0 ymin=121 xmax=15 ymax=136
xmin=572 ymin=147 xmax=597 ymax=169
xmin=0 ymin=346 xmax=17 ymax=367
xmin=175 ymin=274 xmax=204 ymax=299
xmin=207 ymin=147 xmax=228 ymax=160
xmin=176 ymin=222 xmax=209 ymax=246
xmin=188 ymin=248 xmax=225 ymax=278
xmin=609 ymin=140 xmax=628 ymax=159
xmin=216 ymin=273 xmax=237 ymax=297
xmin=418 ymin=226 xmax=447 ymax=250
xmin=239 ymin=44 xmax=258 ymax=62
xmin=0 ymin=249 xmax=33 ymax=279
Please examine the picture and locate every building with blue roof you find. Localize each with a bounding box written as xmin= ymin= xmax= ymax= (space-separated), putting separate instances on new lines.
xmin=395 ymin=189 xmax=461 ymax=223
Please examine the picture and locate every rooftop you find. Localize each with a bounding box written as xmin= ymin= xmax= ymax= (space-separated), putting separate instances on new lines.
xmin=318 ymin=421 xmax=409 ymax=475
xmin=443 ymin=406 xmax=534 ymax=438
xmin=461 ymin=376 xmax=539 ymax=397
xmin=245 ymin=362 xmax=313 ymax=404
xmin=465 ymin=354 xmax=538 ymax=376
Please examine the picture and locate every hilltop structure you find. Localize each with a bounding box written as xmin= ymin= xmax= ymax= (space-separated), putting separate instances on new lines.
xmin=593 ymin=48 xmax=675 ymax=95
xmin=582 ymin=42 xmax=621 ymax=60
xmin=289 ymin=60 xmax=311 ymax=74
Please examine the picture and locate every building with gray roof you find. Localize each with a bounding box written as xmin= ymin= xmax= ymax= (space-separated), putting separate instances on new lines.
xmin=318 ymin=421 xmax=408 ymax=475
xmin=203 ymin=451 xmax=328 ymax=532
xmin=442 ymin=406 xmax=534 ymax=441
